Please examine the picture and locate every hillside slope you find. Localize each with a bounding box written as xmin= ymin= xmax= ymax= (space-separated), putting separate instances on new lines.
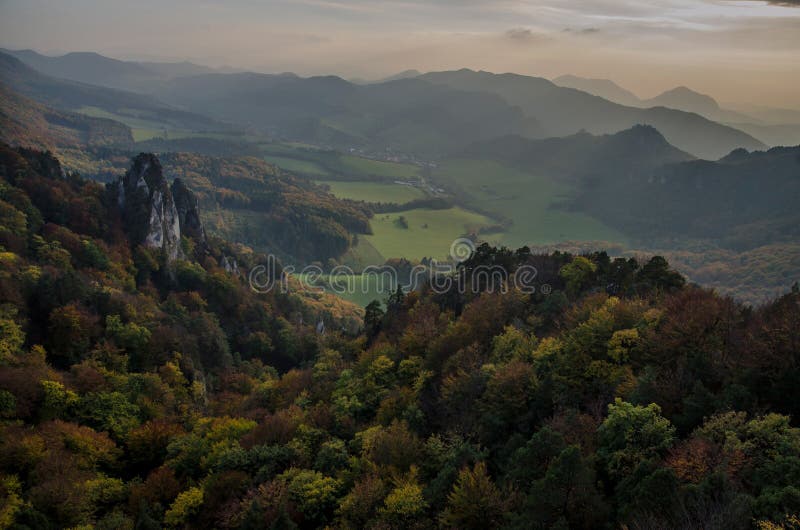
xmin=573 ymin=145 xmax=800 ymax=248
xmin=2 ymin=48 xmax=225 ymax=92
xmin=0 ymin=51 xmax=223 ymax=132
xmin=462 ymin=124 xmax=694 ymax=180
xmin=153 ymin=73 xmax=542 ymax=157
xmin=0 ymin=82 xmax=133 ymax=151
xmin=424 ymin=70 xmax=764 ymax=159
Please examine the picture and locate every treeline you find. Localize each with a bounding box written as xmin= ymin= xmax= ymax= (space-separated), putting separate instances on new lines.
xmin=133 ymin=137 xmax=263 ymax=158
xmin=1 ymin=147 xmax=799 ymax=529
xmin=370 ymin=197 xmax=451 ymax=213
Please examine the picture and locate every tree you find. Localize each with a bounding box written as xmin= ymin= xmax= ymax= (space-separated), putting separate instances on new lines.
xmin=440 ymin=462 xmax=504 ymax=529
xmin=635 ymin=256 xmax=685 ymax=292
xmin=380 ymin=467 xmax=428 ymax=524
xmin=597 ymin=399 xmax=676 ymax=484
xmin=523 ymin=446 xmax=608 ymax=529
xmin=164 ymin=486 xmax=204 ymax=527
xmin=364 ymin=300 xmax=384 ymax=341
xmin=560 ymin=256 xmax=597 ymax=296
xmin=282 ymin=469 xmax=341 ymax=526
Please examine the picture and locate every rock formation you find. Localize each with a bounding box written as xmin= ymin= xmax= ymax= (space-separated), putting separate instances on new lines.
xmin=171 ymin=177 xmax=207 ymax=245
xmin=115 ymin=153 xmax=182 ymax=262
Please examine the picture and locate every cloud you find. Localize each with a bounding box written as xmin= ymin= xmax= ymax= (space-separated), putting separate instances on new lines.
xmin=504 ymin=27 xmax=546 ymax=42
xmin=563 ymin=27 xmax=601 ymax=35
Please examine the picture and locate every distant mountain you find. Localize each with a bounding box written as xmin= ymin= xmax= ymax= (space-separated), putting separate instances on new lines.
xmin=153 ymin=73 xmax=541 ymax=157
xmin=462 ymin=124 xmax=694 ymax=180
xmin=152 ymin=68 xmax=762 ymax=160
xmin=374 ymin=69 xmax=422 ymax=83
xmin=0 ymin=81 xmax=133 ymax=151
xmin=726 ymin=122 xmax=800 ymax=149
xmin=462 ymin=124 xmax=799 ymax=255
xmin=1 ymin=48 xmax=233 ymax=92
xmin=573 ymin=144 xmax=800 ymax=248
xmin=553 ymin=75 xmax=800 ymax=147
xmin=724 ymin=102 xmax=800 ymax=126
xmin=136 ymin=60 xmax=222 ymax=78
xmin=553 ymin=74 xmax=641 ymax=107
xmin=642 ymin=86 xmax=719 ymax=116
xmin=3 ymin=48 xmax=770 ymax=159
xmin=0 ymin=51 xmax=224 ymax=132
xmin=421 ymin=69 xmax=765 ymax=159
xmin=1 ymin=49 xmax=160 ymax=92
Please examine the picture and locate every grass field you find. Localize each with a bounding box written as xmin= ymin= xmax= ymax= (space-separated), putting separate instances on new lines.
xmin=366 ymin=206 xmax=494 ymax=260
xmin=77 ymin=106 xmax=253 ymax=143
xmin=338 ymin=154 xmax=420 ymax=179
xmin=296 ymin=272 xmax=392 ymax=307
xmin=434 ymin=159 xmax=628 ymax=248
xmin=261 ymin=143 xmax=420 ymax=180
xmin=318 ymin=180 xmax=425 ymax=203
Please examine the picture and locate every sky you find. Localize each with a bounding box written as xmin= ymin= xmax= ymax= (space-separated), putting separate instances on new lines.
xmin=0 ymin=0 xmax=799 ymax=107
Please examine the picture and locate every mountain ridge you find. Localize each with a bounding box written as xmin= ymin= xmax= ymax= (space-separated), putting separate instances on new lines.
xmin=420 ymin=69 xmax=764 ymax=160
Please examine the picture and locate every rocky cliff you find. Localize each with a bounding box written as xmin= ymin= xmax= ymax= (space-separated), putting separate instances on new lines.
xmin=115 ymin=153 xmax=182 ymax=262
xmin=171 ymin=177 xmax=207 ymax=246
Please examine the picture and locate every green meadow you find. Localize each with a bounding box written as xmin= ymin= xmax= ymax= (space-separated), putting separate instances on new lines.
xmin=77 ymin=106 xmax=248 ymax=143
xmin=434 ymin=159 xmax=628 ymax=248
xmin=366 ymin=206 xmax=493 ymax=260
xmin=261 ymin=143 xmax=420 ymax=180
xmin=295 ymin=272 xmax=392 ymax=307
xmin=337 ymin=154 xmax=421 ymax=179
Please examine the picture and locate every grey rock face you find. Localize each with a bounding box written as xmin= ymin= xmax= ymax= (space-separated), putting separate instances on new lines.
xmin=116 ymin=153 xmax=182 ymax=262
xmin=171 ymin=177 xmax=207 ymax=245
xmin=220 ymin=255 xmax=239 ymax=275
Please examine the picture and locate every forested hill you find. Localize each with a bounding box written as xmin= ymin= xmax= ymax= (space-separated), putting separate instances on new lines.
xmin=0 ymin=51 xmax=224 ymax=133
xmin=462 ymin=124 xmax=694 ymax=181
xmin=1 ymin=144 xmax=800 ymax=528
xmin=0 ymin=82 xmax=133 ymax=151
xmin=573 ymin=144 xmax=800 ymax=249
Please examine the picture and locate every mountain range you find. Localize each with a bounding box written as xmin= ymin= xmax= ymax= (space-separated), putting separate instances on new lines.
xmin=0 ymin=48 xmax=236 ymax=92
xmin=1 ymin=49 xmax=768 ymax=160
xmin=554 ymin=74 xmax=800 ymax=148
xmin=0 ymin=51 xmax=225 ymax=133
xmin=421 ymin=70 xmax=764 ymax=160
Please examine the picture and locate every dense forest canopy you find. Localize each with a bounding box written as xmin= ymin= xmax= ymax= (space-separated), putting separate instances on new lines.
xmin=0 ymin=146 xmax=799 ymax=529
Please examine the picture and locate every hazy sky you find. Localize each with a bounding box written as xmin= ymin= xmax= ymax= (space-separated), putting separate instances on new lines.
xmin=1 ymin=0 xmax=798 ymax=106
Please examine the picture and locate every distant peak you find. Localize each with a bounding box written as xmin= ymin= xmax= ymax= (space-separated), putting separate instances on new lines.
xmin=719 ymin=147 xmax=751 ymax=163
xmin=612 ymin=124 xmax=670 ymax=145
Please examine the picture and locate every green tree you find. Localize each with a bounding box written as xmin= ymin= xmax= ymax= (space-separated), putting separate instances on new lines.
xmin=560 ymin=256 xmax=597 ymax=296
xmin=523 ymin=446 xmax=608 ymax=529
xmin=164 ymin=486 xmax=204 ymax=527
xmin=364 ymin=300 xmax=384 ymax=341
xmin=440 ymin=462 xmax=504 ymax=529
xmin=597 ymin=399 xmax=676 ymax=484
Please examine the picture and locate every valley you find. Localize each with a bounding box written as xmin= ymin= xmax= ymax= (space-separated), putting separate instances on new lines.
xmin=2 ymin=3 xmax=800 ymax=528
xmin=1 ymin=48 xmax=797 ymax=305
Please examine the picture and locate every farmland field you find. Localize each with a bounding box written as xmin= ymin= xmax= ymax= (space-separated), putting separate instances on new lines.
xmin=434 ymin=159 xmax=628 ymax=248
xmin=366 ymin=206 xmax=494 ymax=260
xmin=337 ymin=154 xmax=421 ymax=179
xmin=296 ymin=272 xmax=391 ymax=307
xmin=77 ymin=106 xmax=247 ymax=143
xmin=261 ymin=144 xmax=420 ymax=180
